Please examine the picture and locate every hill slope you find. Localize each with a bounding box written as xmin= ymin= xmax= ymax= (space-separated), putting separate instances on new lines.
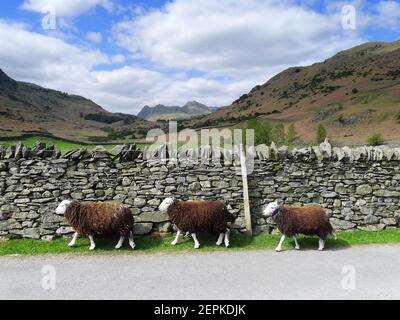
xmin=0 ymin=69 xmax=154 ymax=142
xmin=186 ymin=40 xmax=400 ymax=144
xmin=138 ymin=101 xmax=217 ymax=121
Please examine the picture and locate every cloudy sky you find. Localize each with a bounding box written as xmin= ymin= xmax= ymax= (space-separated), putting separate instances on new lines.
xmin=0 ymin=0 xmax=399 ymax=114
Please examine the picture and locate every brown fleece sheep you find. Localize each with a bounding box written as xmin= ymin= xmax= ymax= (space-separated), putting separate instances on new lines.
xmin=55 ymin=200 xmax=135 ymax=250
xmin=158 ymin=198 xmax=237 ymax=249
xmin=263 ymin=200 xmax=336 ymax=252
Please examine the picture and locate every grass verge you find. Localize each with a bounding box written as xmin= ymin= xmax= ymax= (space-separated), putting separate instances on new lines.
xmin=1 ymin=229 xmax=400 ymax=256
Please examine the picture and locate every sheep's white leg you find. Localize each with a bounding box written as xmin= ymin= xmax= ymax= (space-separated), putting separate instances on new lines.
xmin=171 ymin=230 xmax=181 ymax=245
xmin=332 ymin=231 xmax=337 ymax=240
xmin=115 ymin=236 xmax=125 ymax=249
xmin=318 ymin=238 xmax=325 ymax=251
xmin=68 ymin=232 xmax=78 ymax=247
xmin=224 ymin=228 xmax=230 ymax=247
xmin=216 ymin=233 xmax=225 ymax=246
xmin=293 ymin=236 xmax=300 ymax=250
xmin=88 ymin=235 xmax=96 ymax=251
xmin=184 ymin=232 xmax=190 ymax=237
xmin=191 ymin=233 xmax=200 ymax=249
xmin=275 ymin=235 xmax=286 ymax=252
xmin=129 ymin=231 xmax=136 ymax=249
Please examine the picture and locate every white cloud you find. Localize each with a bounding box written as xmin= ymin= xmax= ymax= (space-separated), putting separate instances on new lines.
xmin=21 ymin=0 xmax=115 ymax=17
xmin=0 ymin=20 xmax=242 ymax=113
xmin=113 ymin=0 xmax=362 ymax=78
xmin=375 ymin=1 xmax=400 ymax=29
xmin=86 ymin=31 xmax=103 ymax=44
xmin=2 ymin=0 xmax=381 ymax=115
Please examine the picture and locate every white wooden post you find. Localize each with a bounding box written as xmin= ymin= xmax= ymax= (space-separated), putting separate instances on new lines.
xmin=240 ymin=143 xmax=252 ymax=235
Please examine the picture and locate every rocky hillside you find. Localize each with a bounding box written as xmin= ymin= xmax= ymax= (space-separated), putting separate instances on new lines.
xmin=138 ymin=101 xmax=217 ymax=121
xmin=186 ymin=40 xmax=400 ymax=144
xmin=0 ymin=69 xmax=154 ymax=142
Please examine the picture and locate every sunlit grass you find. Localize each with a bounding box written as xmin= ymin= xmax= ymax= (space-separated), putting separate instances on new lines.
xmin=1 ymin=229 xmax=400 ymax=257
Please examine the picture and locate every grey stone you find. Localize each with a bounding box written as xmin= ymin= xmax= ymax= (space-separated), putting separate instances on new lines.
xmin=330 ymin=218 xmax=355 ymax=230
xmin=140 ymin=212 xmax=169 ymax=223
xmin=380 ymin=218 xmax=397 ymax=226
xmin=133 ymin=223 xmax=153 ymax=235
xmin=56 ymin=226 xmax=75 ymax=235
xmin=122 ymin=177 xmax=132 ymax=186
xmin=0 ymin=219 xmax=22 ymax=231
xmin=373 ymin=189 xmax=400 ymax=197
xmin=134 ymin=198 xmax=147 ymax=207
xmin=321 ymin=192 xmax=337 ymax=198
xmin=357 ymin=224 xmax=386 ymax=232
xmin=365 ymin=215 xmax=379 ymax=224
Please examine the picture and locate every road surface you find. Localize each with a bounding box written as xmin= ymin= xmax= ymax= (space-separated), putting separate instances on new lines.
xmin=1 ymin=245 xmax=400 ymax=300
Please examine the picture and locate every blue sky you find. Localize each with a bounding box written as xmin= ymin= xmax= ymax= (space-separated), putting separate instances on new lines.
xmin=0 ymin=0 xmax=399 ymax=114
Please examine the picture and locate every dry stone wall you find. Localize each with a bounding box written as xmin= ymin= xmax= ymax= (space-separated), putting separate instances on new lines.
xmin=0 ymin=140 xmax=400 ymax=240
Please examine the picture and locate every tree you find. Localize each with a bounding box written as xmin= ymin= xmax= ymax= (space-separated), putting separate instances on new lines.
xmin=245 ymin=119 xmax=272 ymax=145
xmin=316 ymin=124 xmax=327 ymax=143
xmin=367 ymin=133 xmax=384 ymax=146
xmin=272 ymin=123 xmax=285 ymax=143
xmin=286 ymin=123 xmax=297 ymax=143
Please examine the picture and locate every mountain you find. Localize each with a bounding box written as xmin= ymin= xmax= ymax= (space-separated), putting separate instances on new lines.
xmin=138 ymin=101 xmax=218 ymax=121
xmin=186 ymin=40 xmax=400 ymax=144
xmin=0 ymin=69 xmax=154 ymax=142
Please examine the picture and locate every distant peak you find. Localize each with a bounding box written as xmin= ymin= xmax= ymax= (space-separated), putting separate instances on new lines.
xmin=0 ymin=68 xmax=17 ymax=88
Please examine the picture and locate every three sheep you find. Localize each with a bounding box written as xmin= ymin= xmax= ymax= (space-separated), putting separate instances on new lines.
xmin=263 ymin=200 xmax=336 ymax=252
xmin=158 ymin=198 xmax=237 ymax=249
xmin=55 ymin=200 xmax=135 ymax=250
xmin=56 ymin=198 xmax=336 ymax=253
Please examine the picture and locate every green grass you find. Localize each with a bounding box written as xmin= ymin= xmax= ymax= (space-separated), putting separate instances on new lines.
xmin=1 ymin=136 xmax=88 ymax=153
xmin=2 ymin=229 xmax=400 ymax=257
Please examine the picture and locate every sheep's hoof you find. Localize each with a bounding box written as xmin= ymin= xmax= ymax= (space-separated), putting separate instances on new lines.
xmin=225 ymin=242 xmax=230 ymax=248
xmin=68 ymin=243 xmax=75 ymax=247
xmin=295 ymin=246 xmax=300 ymax=250
xmin=115 ymin=245 xmax=122 ymax=250
xmin=275 ymin=248 xmax=282 ymax=252
xmin=89 ymin=246 xmax=96 ymax=251
xmin=216 ymin=241 xmax=223 ymax=246
xmin=171 ymin=241 xmax=177 ymax=246
xmin=318 ymin=248 xmax=324 ymax=251
xmin=130 ymin=245 xmax=136 ymax=250
xmin=194 ymin=244 xmax=200 ymax=249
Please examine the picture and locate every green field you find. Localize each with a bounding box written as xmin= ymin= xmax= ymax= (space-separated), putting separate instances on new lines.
xmin=1 ymin=229 xmax=400 ymax=256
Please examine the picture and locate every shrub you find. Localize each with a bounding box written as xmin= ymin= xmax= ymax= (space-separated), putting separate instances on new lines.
xmin=395 ymin=112 xmax=400 ymax=124
xmin=367 ymin=133 xmax=384 ymax=146
xmin=272 ymin=123 xmax=285 ymax=143
xmin=316 ymin=124 xmax=327 ymax=143
xmin=286 ymin=123 xmax=297 ymax=143
xmin=245 ymin=119 xmax=272 ymax=145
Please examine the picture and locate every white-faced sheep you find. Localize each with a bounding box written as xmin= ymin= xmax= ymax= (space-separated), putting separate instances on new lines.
xmin=158 ymin=198 xmax=237 ymax=249
xmin=55 ymin=200 xmax=135 ymax=251
xmin=263 ymin=200 xmax=336 ymax=252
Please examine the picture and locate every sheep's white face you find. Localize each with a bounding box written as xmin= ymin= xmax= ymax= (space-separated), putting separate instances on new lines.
xmin=159 ymin=197 xmax=175 ymax=212
xmin=263 ymin=201 xmax=280 ymax=217
xmin=55 ymin=200 xmax=73 ymax=215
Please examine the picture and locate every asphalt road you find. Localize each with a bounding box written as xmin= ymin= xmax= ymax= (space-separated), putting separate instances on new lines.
xmin=1 ymin=245 xmax=400 ymax=300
